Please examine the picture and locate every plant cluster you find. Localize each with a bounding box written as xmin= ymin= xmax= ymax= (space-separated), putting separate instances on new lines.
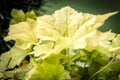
xmin=0 ymin=0 xmax=45 ymax=54
xmin=0 ymin=6 xmax=120 ymax=80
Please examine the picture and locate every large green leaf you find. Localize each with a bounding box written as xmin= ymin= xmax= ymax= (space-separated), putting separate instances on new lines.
xmin=36 ymin=6 xmax=117 ymax=51
xmin=25 ymin=58 xmax=68 ymax=80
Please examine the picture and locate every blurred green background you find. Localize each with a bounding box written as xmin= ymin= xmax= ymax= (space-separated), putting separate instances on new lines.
xmin=44 ymin=0 xmax=120 ymax=33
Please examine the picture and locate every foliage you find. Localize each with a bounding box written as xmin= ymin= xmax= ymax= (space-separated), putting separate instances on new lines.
xmin=0 ymin=6 xmax=120 ymax=80
xmin=0 ymin=0 xmax=45 ymax=54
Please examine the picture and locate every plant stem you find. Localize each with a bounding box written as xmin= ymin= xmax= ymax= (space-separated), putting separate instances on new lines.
xmin=67 ymin=48 xmax=71 ymax=70
xmin=88 ymin=55 xmax=115 ymax=80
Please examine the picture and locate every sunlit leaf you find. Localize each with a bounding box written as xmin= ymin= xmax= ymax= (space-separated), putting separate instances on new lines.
xmin=5 ymin=19 xmax=37 ymax=49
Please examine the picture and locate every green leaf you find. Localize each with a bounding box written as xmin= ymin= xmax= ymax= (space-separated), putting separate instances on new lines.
xmin=0 ymin=48 xmax=28 ymax=78
xmin=25 ymin=11 xmax=36 ymax=20
xmin=25 ymin=62 xmax=68 ymax=80
xmin=0 ymin=52 xmax=11 ymax=72
xmin=31 ymin=40 xmax=55 ymax=57
xmin=5 ymin=19 xmax=37 ymax=49
xmin=88 ymin=62 xmax=101 ymax=76
xmin=7 ymin=47 xmax=28 ymax=68
xmin=14 ymin=63 xmax=33 ymax=80
xmin=2 ymin=71 xmax=15 ymax=79
xmin=36 ymin=6 xmax=117 ymax=50
xmin=110 ymin=34 xmax=120 ymax=52
xmin=85 ymin=30 xmax=115 ymax=51
xmin=98 ymin=60 xmax=120 ymax=80
xmin=90 ymin=46 xmax=112 ymax=65
xmin=11 ymin=9 xmax=26 ymax=23
xmin=10 ymin=9 xmax=37 ymax=24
